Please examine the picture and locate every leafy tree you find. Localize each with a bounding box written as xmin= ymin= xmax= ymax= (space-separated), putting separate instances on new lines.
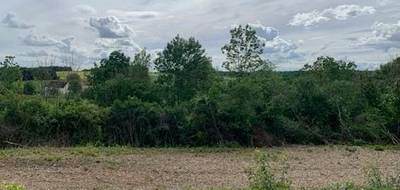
xmin=88 ymin=51 xmax=130 ymax=85
xmin=127 ymin=50 xmax=152 ymax=83
xmin=86 ymin=50 xmax=154 ymax=105
xmin=379 ymin=57 xmax=400 ymax=83
xmin=66 ymin=73 xmax=82 ymax=96
xmin=66 ymin=73 xmax=81 ymax=82
xmin=378 ymin=58 xmax=400 ymax=141
xmin=0 ymin=56 xmax=22 ymax=84
xmin=155 ymin=35 xmax=214 ymax=105
xmin=303 ymin=56 xmax=357 ymax=80
xmin=23 ymin=82 xmax=36 ymax=95
xmin=68 ymin=80 xmax=82 ymax=96
xmin=221 ymin=24 xmax=270 ymax=74
xmin=132 ymin=49 xmax=152 ymax=67
xmin=189 ymin=95 xmax=223 ymax=145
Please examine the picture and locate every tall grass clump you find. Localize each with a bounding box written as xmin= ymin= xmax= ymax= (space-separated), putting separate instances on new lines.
xmin=364 ymin=166 xmax=400 ymax=190
xmin=248 ymin=151 xmax=291 ymax=190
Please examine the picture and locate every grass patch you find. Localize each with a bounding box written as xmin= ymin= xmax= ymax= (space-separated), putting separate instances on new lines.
xmin=0 ymin=183 xmax=26 ymax=190
xmin=56 ymin=71 xmax=88 ymax=81
xmin=0 ymin=146 xmax=252 ymax=160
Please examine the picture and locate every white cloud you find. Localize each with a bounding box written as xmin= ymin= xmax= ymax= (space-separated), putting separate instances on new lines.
xmin=2 ymin=12 xmax=34 ymax=29
xmin=251 ymin=24 xmax=304 ymax=61
xmin=89 ymin=16 xmax=135 ymax=38
xmin=75 ymin=5 xmax=97 ymax=15
xmin=95 ymin=38 xmax=140 ymax=49
xmin=358 ymin=21 xmax=400 ymax=50
xmin=290 ymin=5 xmax=376 ymax=27
xmin=249 ymin=23 xmax=279 ymax=41
xmin=324 ymin=5 xmax=376 ymax=20
xmin=23 ymin=34 xmax=59 ymax=46
xmin=17 ymin=50 xmax=49 ymax=57
xmin=377 ymin=0 xmax=392 ymax=7
xmin=289 ymin=11 xmax=329 ymax=27
xmin=94 ymin=38 xmax=141 ymax=58
xmin=371 ymin=21 xmax=400 ymax=41
xmin=22 ymin=34 xmax=87 ymax=59
xmin=106 ymin=9 xmax=160 ymax=20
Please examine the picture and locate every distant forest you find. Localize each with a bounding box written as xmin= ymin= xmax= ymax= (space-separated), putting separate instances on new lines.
xmin=0 ymin=24 xmax=399 ymax=147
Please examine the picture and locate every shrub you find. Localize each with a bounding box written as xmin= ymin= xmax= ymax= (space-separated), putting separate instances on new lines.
xmin=104 ymin=97 xmax=173 ymax=146
xmin=23 ymin=82 xmax=36 ymax=95
xmin=248 ymin=151 xmax=291 ymax=190
xmin=365 ymin=166 xmax=400 ymax=189
xmin=66 ymin=73 xmax=81 ymax=82
xmin=0 ymin=95 xmax=106 ymax=146
xmin=67 ymin=79 xmax=82 ymax=95
xmin=66 ymin=73 xmax=83 ymax=96
xmin=48 ymin=100 xmax=107 ymax=145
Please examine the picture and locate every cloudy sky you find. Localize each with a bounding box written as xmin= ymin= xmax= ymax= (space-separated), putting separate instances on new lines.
xmin=1 ymin=0 xmax=400 ymax=70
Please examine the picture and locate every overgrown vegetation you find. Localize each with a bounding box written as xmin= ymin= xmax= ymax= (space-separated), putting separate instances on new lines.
xmin=247 ymin=152 xmax=400 ymax=190
xmin=0 ymin=24 xmax=400 ymax=147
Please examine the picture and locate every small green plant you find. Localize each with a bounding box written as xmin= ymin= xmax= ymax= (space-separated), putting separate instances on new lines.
xmin=364 ymin=165 xmax=400 ymax=190
xmin=0 ymin=183 xmax=26 ymax=190
xmin=248 ymin=151 xmax=291 ymax=190
xmin=320 ymin=182 xmax=358 ymax=190
xmin=345 ymin=146 xmax=358 ymax=153
xmin=373 ymin=146 xmax=385 ymax=152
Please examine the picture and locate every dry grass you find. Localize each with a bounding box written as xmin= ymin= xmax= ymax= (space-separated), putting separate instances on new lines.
xmin=0 ymin=146 xmax=399 ymax=190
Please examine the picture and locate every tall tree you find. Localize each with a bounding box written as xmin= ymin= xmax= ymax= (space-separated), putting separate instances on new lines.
xmin=86 ymin=50 xmax=154 ymax=105
xmin=88 ymin=51 xmax=130 ymax=85
xmin=132 ymin=49 xmax=152 ymax=67
xmin=0 ymin=56 xmax=22 ymax=83
xmin=302 ymin=56 xmax=357 ymax=81
xmin=221 ymin=24 xmax=270 ymax=74
xmin=155 ymin=35 xmax=214 ymax=104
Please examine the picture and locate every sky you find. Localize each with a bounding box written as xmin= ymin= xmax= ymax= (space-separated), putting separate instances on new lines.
xmin=0 ymin=0 xmax=400 ymax=71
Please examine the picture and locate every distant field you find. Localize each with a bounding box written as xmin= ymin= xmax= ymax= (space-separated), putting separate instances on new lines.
xmin=56 ymin=71 xmax=89 ymax=81
xmin=0 ymin=146 xmax=399 ymax=190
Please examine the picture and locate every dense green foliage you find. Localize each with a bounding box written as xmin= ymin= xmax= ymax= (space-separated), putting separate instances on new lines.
xmin=155 ymin=35 xmax=214 ymax=105
xmin=21 ymin=66 xmax=71 ymax=81
xmin=0 ymin=25 xmax=399 ymax=147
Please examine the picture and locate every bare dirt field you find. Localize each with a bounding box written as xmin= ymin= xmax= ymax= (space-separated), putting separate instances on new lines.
xmin=0 ymin=146 xmax=399 ymax=190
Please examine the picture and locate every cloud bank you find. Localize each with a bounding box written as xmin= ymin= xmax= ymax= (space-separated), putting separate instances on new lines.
xmin=89 ymin=16 xmax=135 ymax=38
xmin=2 ymin=12 xmax=34 ymax=29
xmin=250 ymin=24 xmax=304 ymax=62
xmin=290 ymin=5 xmax=376 ymax=27
xmin=358 ymin=21 xmax=400 ymax=50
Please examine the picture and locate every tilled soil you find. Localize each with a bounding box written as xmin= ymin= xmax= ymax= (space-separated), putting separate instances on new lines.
xmin=0 ymin=146 xmax=399 ymax=190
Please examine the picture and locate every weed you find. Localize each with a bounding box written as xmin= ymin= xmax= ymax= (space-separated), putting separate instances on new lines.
xmin=365 ymin=166 xmax=400 ymax=189
xmin=248 ymin=151 xmax=291 ymax=190
xmin=0 ymin=183 xmax=26 ymax=190
xmin=345 ymin=146 xmax=358 ymax=153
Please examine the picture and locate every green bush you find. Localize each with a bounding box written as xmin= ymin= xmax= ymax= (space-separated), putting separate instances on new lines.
xmin=48 ymin=100 xmax=106 ymax=145
xmin=23 ymin=82 xmax=36 ymax=95
xmin=0 ymin=95 xmax=106 ymax=146
xmin=104 ymin=97 xmax=177 ymax=146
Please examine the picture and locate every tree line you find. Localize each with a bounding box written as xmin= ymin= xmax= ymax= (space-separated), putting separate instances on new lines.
xmin=0 ymin=24 xmax=399 ymax=147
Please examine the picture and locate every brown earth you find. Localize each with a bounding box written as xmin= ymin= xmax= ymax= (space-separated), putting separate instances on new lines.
xmin=0 ymin=146 xmax=399 ymax=190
